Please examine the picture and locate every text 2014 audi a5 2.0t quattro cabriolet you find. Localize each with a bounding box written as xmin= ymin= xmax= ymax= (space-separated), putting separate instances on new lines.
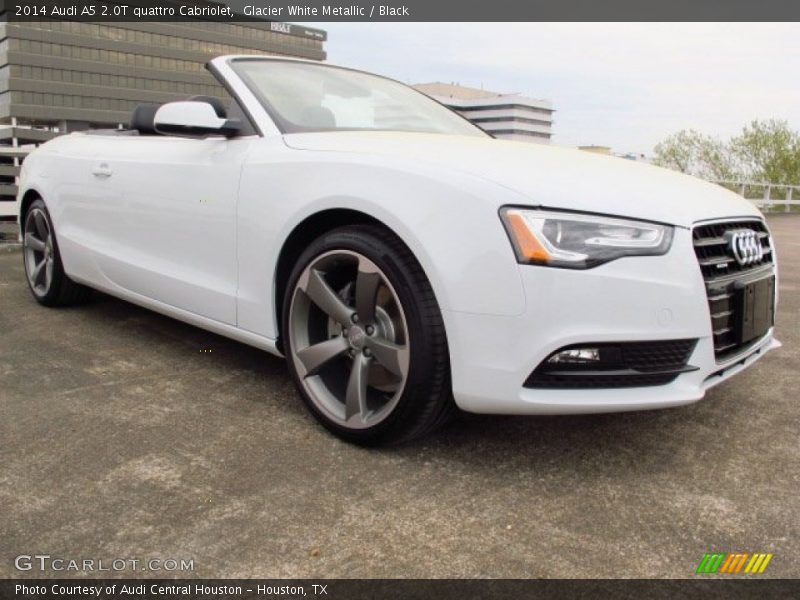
xmin=17 ymin=56 xmax=780 ymax=444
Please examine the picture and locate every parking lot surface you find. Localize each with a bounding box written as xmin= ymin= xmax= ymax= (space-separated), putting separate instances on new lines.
xmin=1 ymin=215 xmax=798 ymax=578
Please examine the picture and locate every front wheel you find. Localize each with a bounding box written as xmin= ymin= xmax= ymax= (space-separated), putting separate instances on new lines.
xmin=282 ymin=225 xmax=454 ymax=445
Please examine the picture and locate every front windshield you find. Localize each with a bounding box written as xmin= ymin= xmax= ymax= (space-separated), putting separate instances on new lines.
xmin=230 ymin=59 xmax=488 ymax=137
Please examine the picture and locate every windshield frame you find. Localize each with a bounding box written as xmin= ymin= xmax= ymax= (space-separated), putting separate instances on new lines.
xmin=227 ymin=57 xmax=490 ymax=138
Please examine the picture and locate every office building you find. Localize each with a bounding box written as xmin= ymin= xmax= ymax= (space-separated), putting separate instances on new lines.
xmin=0 ymin=11 xmax=327 ymax=216
xmin=413 ymin=82 xmax=554 ymax=143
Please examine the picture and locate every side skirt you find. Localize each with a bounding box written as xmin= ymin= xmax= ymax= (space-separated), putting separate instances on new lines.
xmin=69 ymin=274 xmax=283 ymax=358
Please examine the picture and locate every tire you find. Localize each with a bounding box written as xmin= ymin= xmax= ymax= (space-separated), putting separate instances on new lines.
xmin=282 ymin=224 xmax=455 ymax=445
xmin=22 ymin=198 xmax=91 ymax=307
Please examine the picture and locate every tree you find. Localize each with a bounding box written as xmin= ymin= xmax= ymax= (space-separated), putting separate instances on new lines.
xmin=729 ymin=119 xmax=800 ymax=185
xmin=652 ymin=129 xmax=737 ymax=180
xmin=654 ymin=120 xmax=800 ymax=185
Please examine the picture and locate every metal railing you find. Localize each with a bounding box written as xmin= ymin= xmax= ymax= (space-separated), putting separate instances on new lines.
xmin=1 ymin=122 xmax=60 ymax=219
xmin=0 ymin=147 xmax=33 ymax=219
xmin=711 ymin=180 xmax=800 ymax=212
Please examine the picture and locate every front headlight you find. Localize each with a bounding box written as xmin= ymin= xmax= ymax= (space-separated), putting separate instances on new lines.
xmin=500 ymin=207 xmax=674 ymax=269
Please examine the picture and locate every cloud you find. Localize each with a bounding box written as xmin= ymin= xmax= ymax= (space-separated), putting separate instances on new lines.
xmin=317 ymin=23 xmax=800 ymax=153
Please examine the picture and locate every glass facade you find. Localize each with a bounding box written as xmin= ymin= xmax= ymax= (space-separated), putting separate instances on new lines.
xmin=470 ymin=115 xmax=553 ymax=127
xmin=0 ymin=20 xmax=327 ymax=129
xmin=10 ymin=65 xmax=223 ymax=96
xmin=459 ymin=103 xmax=554 ymax=117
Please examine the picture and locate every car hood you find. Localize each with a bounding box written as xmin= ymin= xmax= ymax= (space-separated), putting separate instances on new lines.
xmin=283 ymin=132 xmax=761 ymax=228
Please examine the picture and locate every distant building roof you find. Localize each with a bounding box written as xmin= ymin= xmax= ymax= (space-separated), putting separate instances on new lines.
xmin=413 ymin=82 xmax=552 ymax=110
xmin=414 ymin=82 xmax=506 ymax=100
xmin=578 ymin=145 xmax=613 ymax=155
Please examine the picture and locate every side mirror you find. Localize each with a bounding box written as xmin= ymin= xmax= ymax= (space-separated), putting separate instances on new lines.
xmin=153 ymin=101 xmax=241 ymax=138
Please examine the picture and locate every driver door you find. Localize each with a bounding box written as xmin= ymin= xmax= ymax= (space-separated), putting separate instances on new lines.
xmin=93 ymin=134 xmax=252 ymax=325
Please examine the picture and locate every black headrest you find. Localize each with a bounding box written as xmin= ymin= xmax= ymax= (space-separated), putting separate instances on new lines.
xmin=130 ymin=103 xmax=160 ymax=135
xmin=188 ymin=95 xmax=228 ymax=119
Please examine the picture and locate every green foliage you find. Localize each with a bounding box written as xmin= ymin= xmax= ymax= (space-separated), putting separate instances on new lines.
xmin=653 ymin=130 xmax=737 ymax=180
xmin=730 ymin=120 xmax=800 ymax=185
xmin=653 ymin=119 xmax=800 ymax=185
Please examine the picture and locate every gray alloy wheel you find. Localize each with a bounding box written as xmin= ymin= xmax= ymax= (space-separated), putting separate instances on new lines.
xmin=21 ymin=198 xmax=91 ymax=307
xmin=23 ymin=207 xmax=55 ymax=298
xmin=287 ymin=250 xmax=411 ymax=430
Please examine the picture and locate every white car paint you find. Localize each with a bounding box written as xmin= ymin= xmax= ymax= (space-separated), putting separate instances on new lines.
xmin=282 ymin=131 xmax=765 ymax=228
xmin=17 ymin=55 xmax=780 ymax=415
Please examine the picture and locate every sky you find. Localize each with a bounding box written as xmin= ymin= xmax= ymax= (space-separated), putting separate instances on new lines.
xmin=310 ymin=23 xmax=800 ymax=155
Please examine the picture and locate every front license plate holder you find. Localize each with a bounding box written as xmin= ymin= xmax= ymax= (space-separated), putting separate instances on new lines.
xmin=734 ymin=276 xmax=775 ymax=345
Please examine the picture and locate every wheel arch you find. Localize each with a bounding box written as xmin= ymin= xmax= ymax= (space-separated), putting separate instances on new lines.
xmin=273 ymin=208 xmax=439 ymax=353
xmin=18 ymin=188 xmax=43 ymax=234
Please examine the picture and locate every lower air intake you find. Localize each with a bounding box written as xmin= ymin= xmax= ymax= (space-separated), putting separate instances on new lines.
xmin=525 ymin=339 xmax=698 ymax=389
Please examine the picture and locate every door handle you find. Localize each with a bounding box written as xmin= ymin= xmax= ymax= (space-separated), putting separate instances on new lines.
xmin=92 ymin=163 xmax=113 ymax=178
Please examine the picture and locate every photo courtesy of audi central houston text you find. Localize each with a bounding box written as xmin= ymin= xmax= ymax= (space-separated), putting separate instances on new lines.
xmin=14 ymin=53 xmax=781 ymax=445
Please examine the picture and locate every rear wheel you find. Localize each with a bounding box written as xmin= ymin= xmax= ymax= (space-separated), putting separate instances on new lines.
xmin=22 ymin=198 xmax=91 ymax=306
xmin=282 ymin=225 xmax=454 ymax=445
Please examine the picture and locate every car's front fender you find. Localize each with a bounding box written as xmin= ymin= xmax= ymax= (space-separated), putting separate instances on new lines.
xmin=235 ymin=142 xmax=529 ymax=340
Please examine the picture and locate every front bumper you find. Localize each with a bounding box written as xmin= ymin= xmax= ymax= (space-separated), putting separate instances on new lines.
xmin=444 ymin=227 xmax=780 ymax=414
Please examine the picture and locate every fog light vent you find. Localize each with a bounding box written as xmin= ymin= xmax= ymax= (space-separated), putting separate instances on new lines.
xmin=525 ymin=339 xmax=698 ymax=389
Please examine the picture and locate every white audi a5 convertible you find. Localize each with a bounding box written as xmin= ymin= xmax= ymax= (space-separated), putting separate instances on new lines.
xmin=17 ymin=56 xmax=780 ymax=444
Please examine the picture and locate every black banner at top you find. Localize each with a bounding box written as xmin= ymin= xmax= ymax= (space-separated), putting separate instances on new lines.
xmin=3 ymin=0 xmax=800 ymax=22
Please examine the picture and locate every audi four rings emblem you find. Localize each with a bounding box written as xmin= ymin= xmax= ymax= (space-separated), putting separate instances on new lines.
xmin=727 ymin=229 xmax=764 ymax=266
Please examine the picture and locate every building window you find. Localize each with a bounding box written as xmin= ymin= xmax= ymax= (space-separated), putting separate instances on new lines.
xmin=454 ymin=103 xmax=553 ymax=116
xmin=488 ymin=129 xmax=551 ymax=138
xmin=470 ymin=116 xmax=552 ymax=127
